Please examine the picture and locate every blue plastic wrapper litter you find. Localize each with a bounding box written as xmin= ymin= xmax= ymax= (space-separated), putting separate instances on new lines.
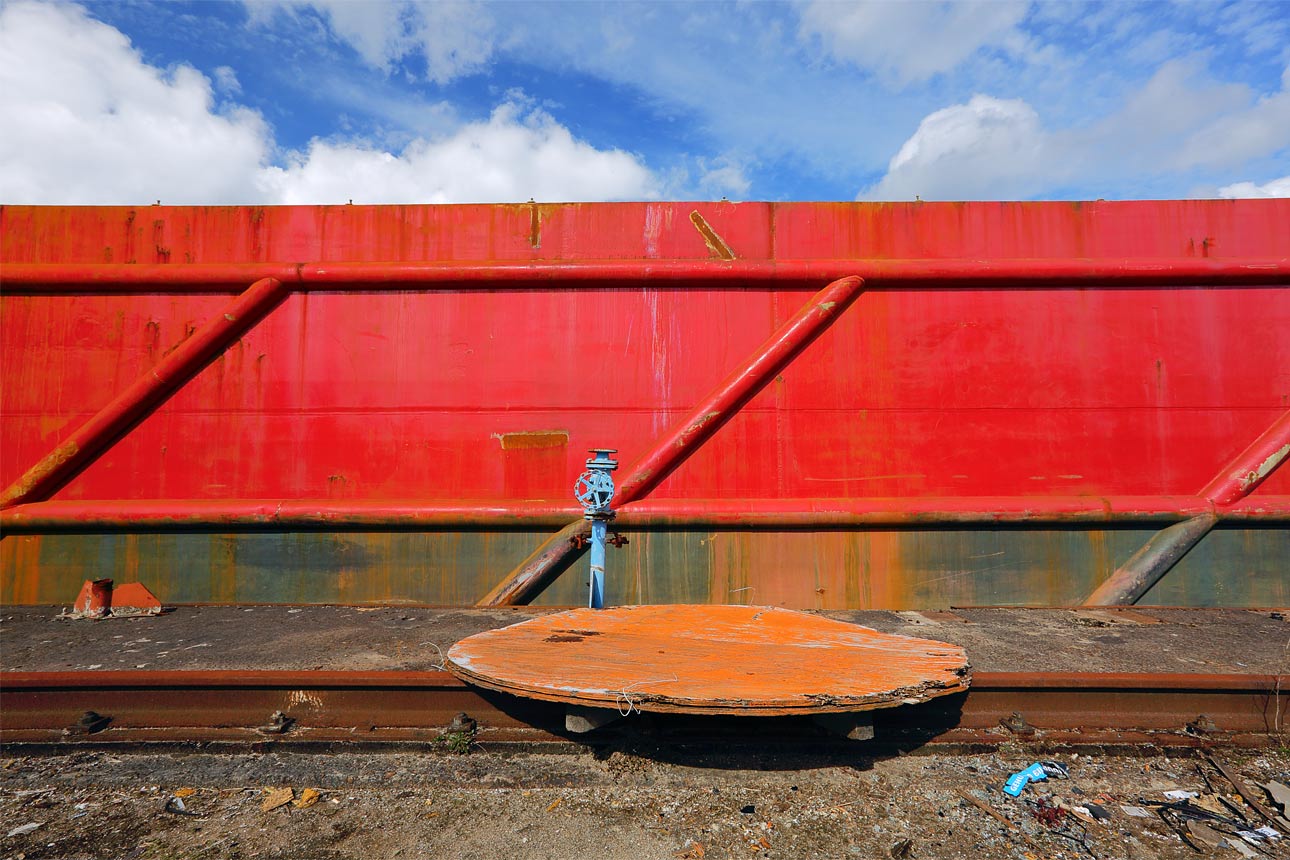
xmin=1039 ymin=760 xmax=1070 ymax=779
xmin=1003 ymin=762 xmax=1048 ymax=796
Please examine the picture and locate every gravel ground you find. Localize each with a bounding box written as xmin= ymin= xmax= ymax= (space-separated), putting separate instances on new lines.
xmin=2 ymin=745 xmax=1288 ymax=860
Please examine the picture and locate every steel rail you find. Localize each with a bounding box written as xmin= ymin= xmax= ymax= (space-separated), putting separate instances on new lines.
xmin=0 ymin=670 xmax=1283 ymax=746
xmin=3 ymin=495 xmax=1289 ymax=532
xmin=4 ymin=257 xmax=1289 ymax=293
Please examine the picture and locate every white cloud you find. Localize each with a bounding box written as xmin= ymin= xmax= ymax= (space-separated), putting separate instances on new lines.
xmin=252 ymin=0 xmax=495 ymax=84
xmin=695 ymin=156 xmax=751 ymax=199
xmin=1078 ymin=59 xmax=1289 ymax=173
xmin=1215 ymin=0 xmax=1290 ymax=58
xmin=258 ymin=102 xmax=658 ymax=204
xmin=798 ymin=0 xmax=1030 ymax=85
xmin=859 ymin=95 xmax=1053 ymax=200
xmin=1218 ymin=175 xmax=1290 ymax=198
xmin=1171 ymin=66 xmax=1290 ymax=170
xmin=0 ymin=0 xmax=272 ymax=204
xmin=213 ymin=65 xmax=242 ymax=96
xmin=0 ymin=2 xmax=657 ymax=205
xmin=860 ymin=59 xmax=1290 ymax=201
xmin=414 ymin=1 xmax=495 ymax=85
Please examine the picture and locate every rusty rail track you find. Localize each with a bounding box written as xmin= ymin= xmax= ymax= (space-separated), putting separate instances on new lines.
xmin=1 ymin=671 xmax=1284 ymax=751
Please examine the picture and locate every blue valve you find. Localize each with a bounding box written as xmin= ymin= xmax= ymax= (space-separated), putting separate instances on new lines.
xmin=575 ymin=449 xmax=618 ymax=608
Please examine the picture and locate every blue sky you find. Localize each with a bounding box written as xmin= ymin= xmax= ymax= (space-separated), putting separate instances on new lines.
xmin=1 ymin=0 xmax=1287 ymax=204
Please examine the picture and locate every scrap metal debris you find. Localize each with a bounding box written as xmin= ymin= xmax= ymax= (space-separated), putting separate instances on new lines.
xmin=261 ymin=787 xmax=294 ymax=812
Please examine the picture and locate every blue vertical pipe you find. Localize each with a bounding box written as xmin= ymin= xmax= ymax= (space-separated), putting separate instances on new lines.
xmin=589 ymin=519 xmax=607 ymax=608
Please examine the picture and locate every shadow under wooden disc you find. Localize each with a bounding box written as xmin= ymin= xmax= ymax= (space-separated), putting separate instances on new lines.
xmin=446 ymin=605 xmax=970 ymax=716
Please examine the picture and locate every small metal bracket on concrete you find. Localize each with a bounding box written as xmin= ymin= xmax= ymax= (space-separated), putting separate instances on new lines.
xmin=565 ymin=704 xmax=622 ymax=734
xmin=811 ymin=711 xmax=875 ymax=741
xmin=64 ymin=710 xmax=111 ymax=735
xmin=64 ymin=578 xmax=162 ymax=619
xmin=254 ymin=710 xmax=295 ymax=735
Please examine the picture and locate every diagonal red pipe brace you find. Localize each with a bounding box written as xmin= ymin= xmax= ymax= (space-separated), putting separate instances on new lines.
xmin=1198 ymin=409 xmax=1290 ymax=506
xmin=476 ymin=275 xmax=865 ymax=607
xmin=615 ymin=277 xmax=864 ymax=504
xmin=1084 ymin=407 xmax=1290 ymax=606
xmin=0 ymin=277 xmax=291 ymax=509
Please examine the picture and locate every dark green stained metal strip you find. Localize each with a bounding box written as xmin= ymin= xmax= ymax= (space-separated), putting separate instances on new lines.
xmin=3 ymin=527 xmax=1286 ymax=608
xmin=1141 ymin=525 xmax=1290 ymax=607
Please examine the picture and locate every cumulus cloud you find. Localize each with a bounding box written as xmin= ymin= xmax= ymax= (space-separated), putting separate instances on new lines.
xmin=1171 ymin=65 xmax=1290 ymax=170
xmin=251 ymin=0 xmax=495 ymax=84
xmin=0 ymin=1 xmax=272 ymax=204
xmin=0 ymin=1 xmax=657 ymax=205
xmin=259 ymin=103 xmax=658 ymax=204
xmin=694 ymin=156 xmax=751 ymax=199
xmin=860 ymin=60 xmax=1290 ymax=201
xmin=859 ymin=95 xmax=1053 ymax=200
xmin=1218 ymin=175 xmax=1290 ymax=198
xmin=798 ymin=0 xmax=1030 ymax=85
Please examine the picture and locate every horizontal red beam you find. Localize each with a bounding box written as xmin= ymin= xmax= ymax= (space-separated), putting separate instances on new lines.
xmin=3 ymin=495 xmax=1287 ymax=531
xmin=620 ymin=495 xmax=1290 ymax=525
xmin=5 ymin=257 xmax=1289 ymax=292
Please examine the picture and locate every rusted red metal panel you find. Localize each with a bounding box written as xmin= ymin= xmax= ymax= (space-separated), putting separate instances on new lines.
xmin=5 ymin=286 xmax=1288 ymax=502
xmin=1 ymin=201 xmax=1288 ymax=607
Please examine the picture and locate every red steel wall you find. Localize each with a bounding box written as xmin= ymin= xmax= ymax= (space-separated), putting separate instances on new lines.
xmin=2 ymin=201 xmax=1288 ymax=607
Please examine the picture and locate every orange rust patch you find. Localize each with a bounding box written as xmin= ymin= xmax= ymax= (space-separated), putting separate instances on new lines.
xmin=37 ymin=415 xmax=70 ymax=440
xmin=446 ymin=604 xmax=970 ymax=715
xmin=494 ymin=430 xmax=569 ymax=451
xmin=0 ymin=440 xmax=80 ymax=507
xmin=689 ymin=211 xmax=737 ymax=260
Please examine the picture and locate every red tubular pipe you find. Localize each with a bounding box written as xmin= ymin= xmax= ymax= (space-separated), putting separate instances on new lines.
xmin=0 ymin=499 xmax=582 ymax=530
xmin=2 ymin=262 xmax=302 ymax=291
xmin=4 ymin=257 xmax=1289 ymax=293
xmin=0 ymin=278 xmax=291 ymax=509
xmin=3 ymin=495 xmax=1288 ymax=532
xmin=476 ymin=275 xmax=866 ymax=606
xmin=1085 ymin=407 xmax=1290 ymax=607
xmin=617 ymin=495 xmax=1290 ymax=525
xmin=615 ymin=275 xmax=866 ymax=504
xmin=1198 ymin=409 xmax=1290 ymax=506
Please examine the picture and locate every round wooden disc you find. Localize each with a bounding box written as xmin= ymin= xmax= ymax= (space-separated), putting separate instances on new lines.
xmin=446 ymin=605 xmax=970 ymax=715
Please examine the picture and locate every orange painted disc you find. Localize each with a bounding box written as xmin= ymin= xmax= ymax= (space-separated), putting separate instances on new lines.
xmin=446 ymin=605 xmax=970 ymax=715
